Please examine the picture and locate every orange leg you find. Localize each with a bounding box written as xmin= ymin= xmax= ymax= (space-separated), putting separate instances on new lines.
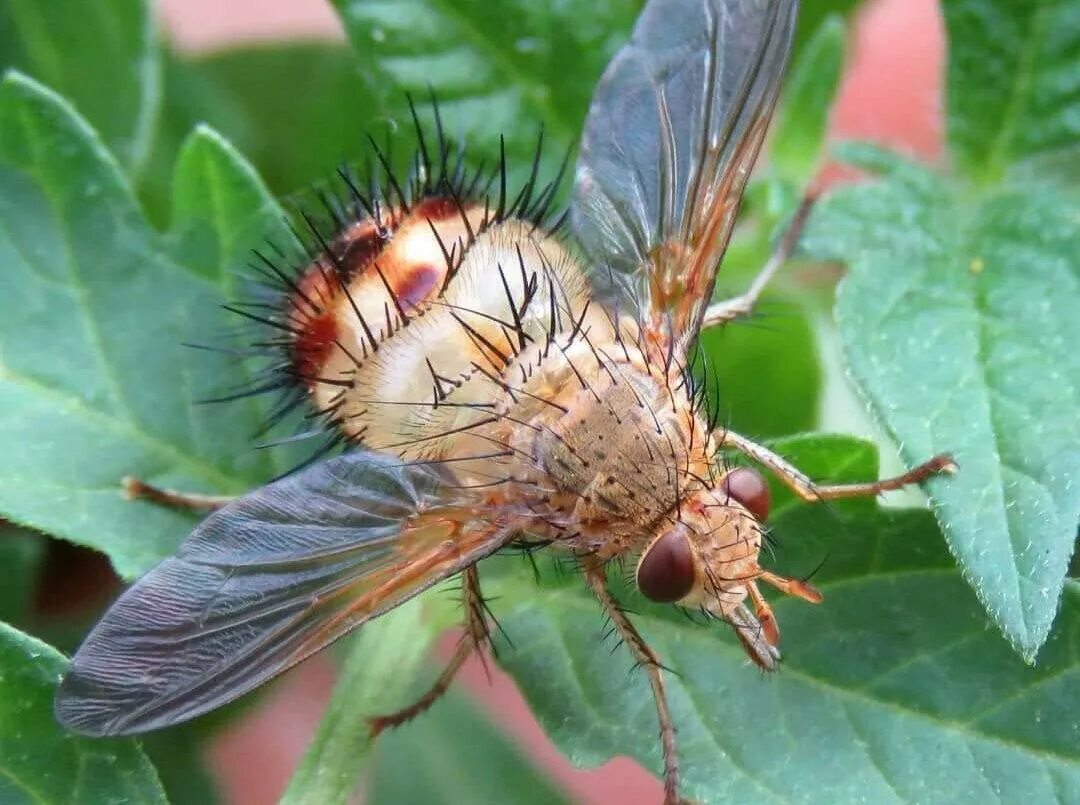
xmin=745 ymin=582 xmax=780 ymax=647
xmin=122 ymin=476 xmax=235 ymax=511
xmin=716 ymin=430 xmax=956 ymax=502
xmin=368 ymin=565 xmax=489 ymax=736
xmin=702 ymin=193 xmax=817 ymax=327
xmin=743 ymin=570 xmax=825 ymax=653
xmin=583 ymin=562 xmax=689 ymax=805
xmin=758 ymin=571 xmax=823 ymax=603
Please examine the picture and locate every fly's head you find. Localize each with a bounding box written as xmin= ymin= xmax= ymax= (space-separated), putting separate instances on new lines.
xmin=634 ymin=466 xmax=805 ymax=670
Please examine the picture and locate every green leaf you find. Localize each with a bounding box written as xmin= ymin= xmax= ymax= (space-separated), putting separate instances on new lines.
xmin=485 ymin=434 xmax=1080 ymax=803
xmin=697 ymin=301 xmax=821 ymax=439
xmin=770 ymin=14 xmax=847 ymax=186
xmin=371 ymin=692 xmax=569 ymax=805
xmin=139 ymin=728 xmax=219 ymax=805
xmin=1008 ymin=144 xmax=1080 ymax=190
xmin=944 ymin=0 xmax=1080 ymax=183
xmin=329 ymin=0 xmax=639 ymax=168
xmin=802 ymin=144 xmax=1080 ymax=658
xmin=0 ymin=525 xmax=44 ymax=625
xmin=0 ymin=0 xmax=160 ymax=171
xmin=139 ymin=43 xmax=377 ymax=224
xmin=0 ymin=622 xmax=167 ymax=804
xmin=281 ymin=600 xmax=439 ymax=805
xmin=166 ymin=124 xmax=292 ymax=286
xmin=792 ymin=0 xmax=862 ymax=57
xmin=0 ymin=72 xmax=296 ymax=578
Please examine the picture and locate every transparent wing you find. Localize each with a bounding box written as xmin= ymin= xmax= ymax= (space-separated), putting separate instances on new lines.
xmin=55 ymin=451 xmax=513 ymax=736
xmin=572 ymin=0 xmax=798 ymax=343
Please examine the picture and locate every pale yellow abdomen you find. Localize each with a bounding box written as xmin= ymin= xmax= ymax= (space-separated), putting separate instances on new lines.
xmin=288 ymin=209 xmax=598 ymax=462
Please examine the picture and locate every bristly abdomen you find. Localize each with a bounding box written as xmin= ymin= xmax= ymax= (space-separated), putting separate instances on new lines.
xmin=283 ymin=196 xmax=483 ymax=388
xmin=229 ymin=98 xmax=570 ymax=454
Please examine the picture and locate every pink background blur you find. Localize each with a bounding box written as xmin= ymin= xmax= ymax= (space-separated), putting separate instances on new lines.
xmin=155 ymin=1 xmax=944 ymax=802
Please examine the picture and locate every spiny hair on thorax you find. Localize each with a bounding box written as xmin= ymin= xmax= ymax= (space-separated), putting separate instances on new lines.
xmin=221 ymin=98 xmax=578 ymax=460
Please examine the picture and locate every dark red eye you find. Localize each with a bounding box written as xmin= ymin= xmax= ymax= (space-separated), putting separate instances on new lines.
xmin=636 ymin=529 xmax=695 ymax=603
xmin=721 ymin=467 xmax=771 ymax=521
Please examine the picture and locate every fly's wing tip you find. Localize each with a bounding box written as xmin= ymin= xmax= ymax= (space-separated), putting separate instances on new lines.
xmin=53 ymin=646 xmax=160 ymax=737
xmin=53 ymin=669 xmax=125 ymax=738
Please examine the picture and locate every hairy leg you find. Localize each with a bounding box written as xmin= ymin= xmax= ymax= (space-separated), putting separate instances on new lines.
xmin=745 ymin=581 xmax=779 ymax=646
xmin=369 ymin=564 xmax=489 ymax=736
xmin=583 ymin=562 xmax=686 ymax=805
xmin=757 ymin=571 xmax=823 ymax=603
xmin=122 ymin=476 xmax=236 ymax=511
xmin=701 ymin=193 xmax=817 ymax=329
xmin=717 ymin=429 xmax=957 ymax=502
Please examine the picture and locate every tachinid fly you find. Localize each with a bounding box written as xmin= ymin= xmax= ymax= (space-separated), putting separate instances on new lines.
xmin=54 ymin=1 xmax=954 ymax=801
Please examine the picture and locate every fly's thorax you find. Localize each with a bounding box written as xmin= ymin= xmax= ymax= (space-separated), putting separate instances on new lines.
xmin=504 ymin=335 xmax=715 ymax=553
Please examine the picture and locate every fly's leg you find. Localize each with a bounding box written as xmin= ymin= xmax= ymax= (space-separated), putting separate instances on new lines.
xmin=122 ymin=477 xmax=236 ymax=511
xmin=757 ymin=571 xmax=824 ymax=603
xmin=745 ymin=581 xmax=780 ymax=646
xmin=701 ymin=193 xmax=817 ymax=328
xmin=583 ymin=562 xmax=687 ymax=805
xmin=369 ymin=564 xmax=489 ymax=737
xmin=745 ymin=573 xmax=825 ymax=649
xmin=717 ymin=429 xmax=957 ymax=502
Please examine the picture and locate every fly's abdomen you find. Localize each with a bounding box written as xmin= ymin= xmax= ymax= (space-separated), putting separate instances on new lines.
xmin=343 ymin=219 xmax=593 ymax=458
xmin=236 ymin=121 xmax=615 ymax=467
xmin=261 ymin=183 xmax=596 ymax=461
xmin=283 ymin=197 xmax=487 ymax=419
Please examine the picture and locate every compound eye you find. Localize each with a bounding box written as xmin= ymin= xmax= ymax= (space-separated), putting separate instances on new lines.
xmin=636 ymin=529 xmax=696 ymax=603
xmin=721 ymin=467 xmax=771 ymax=521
